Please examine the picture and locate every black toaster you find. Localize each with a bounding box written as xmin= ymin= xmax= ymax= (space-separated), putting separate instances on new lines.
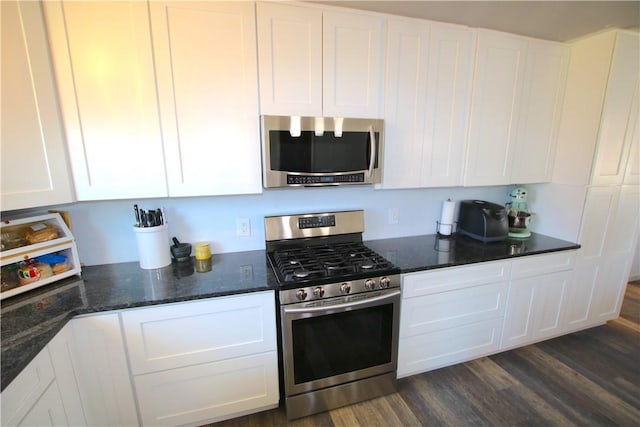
xmin=457 ymin=200 xmax=508 ymax=243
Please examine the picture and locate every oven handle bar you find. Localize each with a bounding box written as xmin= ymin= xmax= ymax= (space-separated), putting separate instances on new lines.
xmin=282 ymin=289 xmax=400 ymax=314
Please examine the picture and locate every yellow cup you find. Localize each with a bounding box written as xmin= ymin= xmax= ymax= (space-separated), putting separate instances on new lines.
xmin=194 ymin=242 xmax=211 ymax=260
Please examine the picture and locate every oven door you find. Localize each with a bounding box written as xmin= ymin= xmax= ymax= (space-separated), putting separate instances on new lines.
xmin=281 ymin=288 xmax=400 ymax=397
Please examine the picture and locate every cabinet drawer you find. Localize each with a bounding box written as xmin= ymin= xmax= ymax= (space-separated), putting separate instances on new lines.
xmin=510 ymin=250 xmax=576 ymax=279
xmin=400 ymin=282 xmax=507 ymax=337
xmin=397 ymin=318 xmax=503 ymax=378
xmin=134 ymin=351 xmax=279 ymax=426
xmin=122 ymin=291 xmax=276 ymax=375
xmin=1 ymin=350 xmax=55 ymax=426
xmin=403 ymin=261 xmax=510 ymax=298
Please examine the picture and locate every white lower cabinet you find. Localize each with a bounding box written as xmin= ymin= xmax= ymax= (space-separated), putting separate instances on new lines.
xmin=13 ymin=382 xmax=68 ymax=427
xmin=0 ymin=349 xmax=63 ymax=427
xmin=121 ymin=291 xmax=279 ymax=426
xmin=399 ymin=251 xmax=578 ymax=377
xmin=71 ymin=313 xmax=139 ymax=426
xmin=501 ymin=270 xmax=571 ymax=350
xmin=47 ymin=325 xmax=87 ymax=426
xmin=501 ymin=252 xmax=575 ymax=350
xmin=133 ymin=352 xmax=278 ymax=426
xmin=398 ymin=261 xmax=510 ymax=377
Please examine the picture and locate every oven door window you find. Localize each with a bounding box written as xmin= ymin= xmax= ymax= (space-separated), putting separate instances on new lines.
xmin=269 ymin=131 xmax=378 ymax=173
xmin=291 ymin=303 xmax=393 ymax=384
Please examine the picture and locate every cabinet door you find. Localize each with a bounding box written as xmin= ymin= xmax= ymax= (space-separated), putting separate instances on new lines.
xmin=592 ymin=184 xmax=640 ymax=321
xmin=591 ymin=32 xmax=640 ymax=186
xmin=501 ymin=271 xmax=569 ymax=350
xmin=322 ymin=10 xmax=385 ymax=118
xmin=151 ymin=1 xmax=262 ymax=197
xmin=134 ymin=351 xmax=279 ymax=426
xmin=464 ymin=30 xmax=527 ymax=186
xmin=47 ymin=326 xmax=86 ymax=426
xmin=16 ymin=382 xmax=69 ymax=427
xmin=382 ymin=18 xmax=473 ymax=189
xmin=398 ymin=318 xmax=503 ymax=378
xmin=71 ymin=314 xmax=139 ymax=427
xmin=564 ymin=186 xmax=617 ymax=331
xmin=511 ymin=40 xmax=569 ymax=184
xmin=44 ymin=1 xmax=166 ymax=200
xmin=121 ymin=291 xmax=277 ymax=375
xmin=1 ymin=350 xmax=56 ymax=426
xmin=256 ymin=2 xmax=322 ymax=116
xmin=1 ymin=1 xmax=74 ymax=210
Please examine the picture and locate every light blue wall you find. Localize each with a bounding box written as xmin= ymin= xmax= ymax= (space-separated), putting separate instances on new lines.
xmin=16 ymin=185 xmax=512 ymax=266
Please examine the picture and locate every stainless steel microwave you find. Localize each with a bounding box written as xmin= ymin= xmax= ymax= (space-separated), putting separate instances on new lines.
xmin=260 ymin=115 xmax=384 ymax=188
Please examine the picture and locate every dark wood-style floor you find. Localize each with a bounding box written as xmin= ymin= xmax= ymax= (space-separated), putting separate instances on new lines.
xmin=212 ymin=281 xmax=640 ymax=427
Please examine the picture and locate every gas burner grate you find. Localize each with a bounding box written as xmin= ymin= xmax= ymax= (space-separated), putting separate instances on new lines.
xmin=270 ymin=242 xmax=396 ymax=285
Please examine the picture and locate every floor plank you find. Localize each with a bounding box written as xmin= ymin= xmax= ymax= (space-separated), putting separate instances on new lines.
xmin=210 ymin=282 xmax=640 ymax=427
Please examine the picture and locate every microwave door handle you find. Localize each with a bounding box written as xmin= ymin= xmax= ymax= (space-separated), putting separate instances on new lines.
xmin=367 ymin=125 xmax=375 ymax=177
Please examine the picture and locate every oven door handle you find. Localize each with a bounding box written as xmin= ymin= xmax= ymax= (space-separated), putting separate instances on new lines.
xmin=367 ymin=125 xmax=376 ymax=178
xmin=283 ymin=289 xmax=400 ymax=314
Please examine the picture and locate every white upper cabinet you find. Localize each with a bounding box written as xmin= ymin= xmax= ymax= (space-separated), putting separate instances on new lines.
xmin=465 ymin=30 xmax=527 ymax=186
xmin=256 ymin=2 xmax=322 ymax=117
xmin=591 ymin=31 xmax=640 ymax=186
xmin=511 ymin=41 xmax=569 ymax=184
xmin=322 ymin=10 xmax=385 ymax=118
xmin=1 ymin=1 xmax=74 ymax=210
xmin=257 ymin=2 xmax=385 ymax=118
xmin=464 ymin=30 xmax=568 ymax=186
xmin=150 ymin=1 xmax=262 ymax=197
xmin=381 ymin=18 xmax=474 ymax=189
xmin=44 ymin=1 xmax=166 ymax=200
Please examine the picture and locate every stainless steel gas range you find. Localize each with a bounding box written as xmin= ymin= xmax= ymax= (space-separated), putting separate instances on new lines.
xmin=264 ymin=210 xmax=401 ymax=420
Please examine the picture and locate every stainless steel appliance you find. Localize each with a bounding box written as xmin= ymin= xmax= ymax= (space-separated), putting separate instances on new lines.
xmin=260 ymin=115 xmax=383 ymax=188
xmin=265 ymin=210 xmax=400 ymax=419
xmin=457 ymin=200 xmax=509 ymax=242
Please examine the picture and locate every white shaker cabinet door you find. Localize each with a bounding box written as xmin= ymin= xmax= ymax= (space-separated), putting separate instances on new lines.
xmin=256 ymin=2 xmax=322 ymax=117
xmin=591 ymin=31 xmax=640 ymax=186
xmin=71 ymin=313 xmax=139 ymax=427
xmin=47 ymin=325 xmax=87 ymax=426
xmin=511 ymin=40 xmax=569 ymax=184
xmin=382 ymin=18 xmax=473 ymax=189
xmin=43 ymin=1 xmax=166 ymax=200
xmin=1 ymin=1 xmax=74 ymax=210
xmin=322 ymin=9 xmax=386 ymax=118
xmin=151 ymin=1 xmax=262 ymax=197
xmin=501 ymin=271 xmax=569 ymax=350
xmin=15 ymin=382 xmax=69 ymax=427
xmin=464 ymin=30 xmax=527 ymax=186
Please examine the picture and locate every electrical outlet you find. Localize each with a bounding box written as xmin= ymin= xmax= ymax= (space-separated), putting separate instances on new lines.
xmin=236 ymin=218 xmax=251 ymax=237
xmin=389 ymin=208 xmax=399 ymax=225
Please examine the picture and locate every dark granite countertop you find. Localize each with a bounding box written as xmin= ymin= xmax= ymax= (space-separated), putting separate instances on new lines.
xmin=1 ymin=232 xmax=579 ymax=391
xmin=1 ymin=250 xmax=276 ymax=391
xmin=365 ymin=232 xmax=580 ymax=273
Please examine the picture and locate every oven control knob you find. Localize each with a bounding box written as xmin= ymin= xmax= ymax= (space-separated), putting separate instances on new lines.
xmin=380 ymin=276 xmax=391 ymax=289
xmin=340 ymin=283 xmax=351 ymax=294
xmin=296 ymin=289 xmax=308 ymax=301
xmin=365 ymin=279 xmax=376 ymax=290
xmin=313 ymin=287 xmax=325 ymax=298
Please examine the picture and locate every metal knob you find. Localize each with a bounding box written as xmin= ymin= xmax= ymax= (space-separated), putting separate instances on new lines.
xmin=313 ymin=287 xmax=325 ymax=298
xmin=340 ymin=283 xmax=351 ymax=294
xmin=365 ymin=279 xmax=375 ymax=290
xmin=380 ymin=276 xmax=391 ymax=289
xmin=296 ymin=289 xmax=308 ymax=301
